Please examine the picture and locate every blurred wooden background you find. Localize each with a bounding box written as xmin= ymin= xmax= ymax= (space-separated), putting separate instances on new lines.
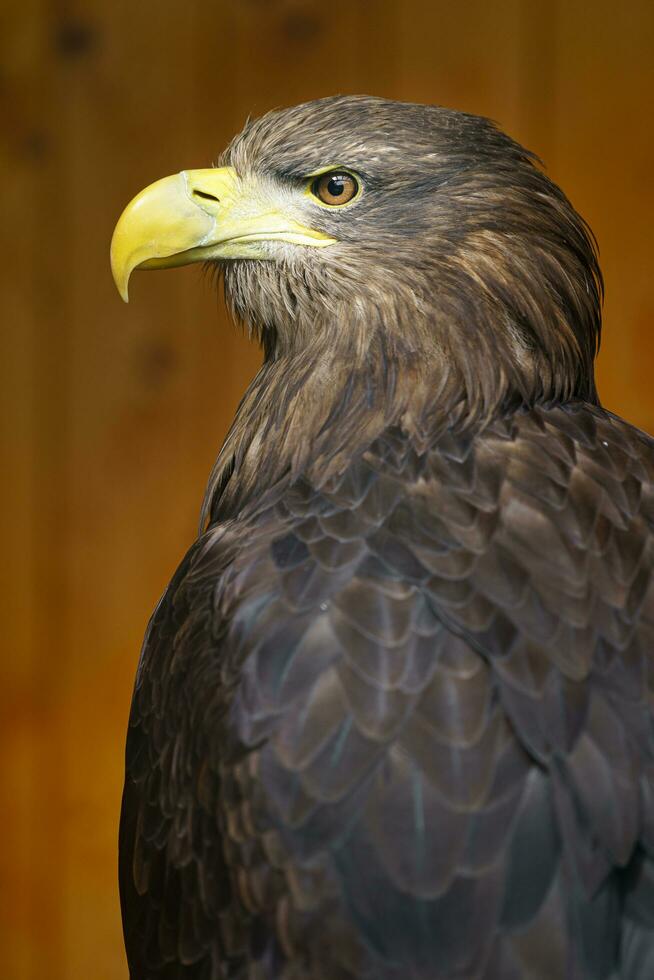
xmin=1 ymin=0 xmax=653 ymax=976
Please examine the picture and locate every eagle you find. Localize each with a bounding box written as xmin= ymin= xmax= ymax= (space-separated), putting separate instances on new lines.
xmin=111 ymin=96 xmax=654 ymax=980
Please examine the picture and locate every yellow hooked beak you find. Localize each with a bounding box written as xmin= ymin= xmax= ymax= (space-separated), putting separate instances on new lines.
xmin=110 ymin=166 xmax=336 ymax=302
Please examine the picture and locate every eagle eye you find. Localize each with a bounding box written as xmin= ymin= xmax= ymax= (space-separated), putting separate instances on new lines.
xmin=310 ymin=170 xmax=360 ymax=207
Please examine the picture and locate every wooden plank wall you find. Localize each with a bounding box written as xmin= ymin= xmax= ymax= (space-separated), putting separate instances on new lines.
xmin=1 ymin=1 xmax=652 ymax=976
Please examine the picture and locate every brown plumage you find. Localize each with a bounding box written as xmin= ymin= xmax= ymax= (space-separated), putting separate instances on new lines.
xmin=119 ymin=97 xmax=654 ymax=979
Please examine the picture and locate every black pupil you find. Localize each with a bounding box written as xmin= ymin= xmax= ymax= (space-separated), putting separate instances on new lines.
xmin=326 ymin=175 xmax=346 ymax=197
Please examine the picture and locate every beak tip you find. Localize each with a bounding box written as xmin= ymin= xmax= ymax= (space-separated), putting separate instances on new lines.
xmin=112 ymin=271 xmax=130 ymax=303
xmin=111 ymin=249 xmax=131 ymax=302
xmin=110 ymin=243 xmax=128 ymax=302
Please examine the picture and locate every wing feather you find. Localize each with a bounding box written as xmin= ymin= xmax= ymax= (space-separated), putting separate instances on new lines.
xmin=121 ymin=403 xmax=654 ymax=978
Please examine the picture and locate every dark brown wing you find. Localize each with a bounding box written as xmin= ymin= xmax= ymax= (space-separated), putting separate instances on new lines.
xmin=119 ymin=530 xmax=246 ymax=978
xmin=120 ymin=402 xmax=654 ymax=979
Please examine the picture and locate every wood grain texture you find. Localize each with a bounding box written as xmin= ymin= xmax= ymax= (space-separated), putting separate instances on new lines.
xmin=0 ymin=1 xmax=652 ymax=976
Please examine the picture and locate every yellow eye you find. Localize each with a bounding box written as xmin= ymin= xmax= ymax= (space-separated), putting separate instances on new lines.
xmin=311 ymin=171 xmax=360 ymax=206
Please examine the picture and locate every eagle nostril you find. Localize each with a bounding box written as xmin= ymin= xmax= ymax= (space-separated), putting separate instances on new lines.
xmin=193 ymin=189 xmax=220 ymax=202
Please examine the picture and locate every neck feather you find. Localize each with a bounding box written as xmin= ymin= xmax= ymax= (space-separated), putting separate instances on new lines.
xmin=203 ymin=228 xmax=601 ymax=528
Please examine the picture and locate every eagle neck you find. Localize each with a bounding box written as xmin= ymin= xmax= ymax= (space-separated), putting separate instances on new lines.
xmin=201 ymin=314 xmax=463 ymax=528
xmin=201 ymin=280 xmax=597 ymax=530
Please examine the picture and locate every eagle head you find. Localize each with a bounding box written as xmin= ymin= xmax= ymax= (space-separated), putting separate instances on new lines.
xmin=112 ymin=95 xmax=602 ymax=422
